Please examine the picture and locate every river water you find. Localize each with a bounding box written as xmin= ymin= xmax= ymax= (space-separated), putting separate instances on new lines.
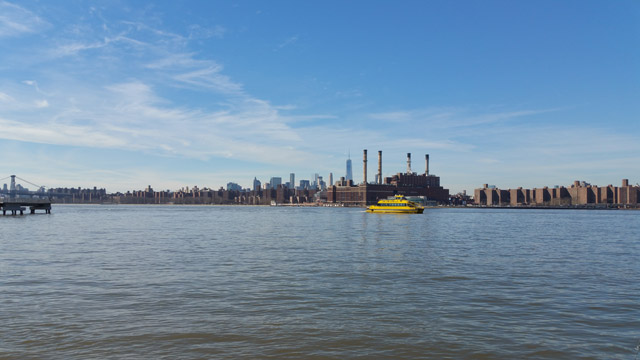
xmin=1 ymin=205 xmax=638 ymax=359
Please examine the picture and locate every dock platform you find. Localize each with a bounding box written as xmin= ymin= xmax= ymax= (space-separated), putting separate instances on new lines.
xmin=0 ymin=198 xmax=52 ymax=215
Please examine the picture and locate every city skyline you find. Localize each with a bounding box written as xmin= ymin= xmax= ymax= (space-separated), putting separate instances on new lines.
xmin=0 ymin=1 xmax=638 ymax=193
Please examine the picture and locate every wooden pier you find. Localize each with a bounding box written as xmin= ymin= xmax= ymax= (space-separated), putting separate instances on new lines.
xmin=0 ymin=198 xmax=51 ymax=215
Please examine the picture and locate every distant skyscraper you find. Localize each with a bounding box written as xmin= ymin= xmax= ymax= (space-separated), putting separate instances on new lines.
xmin=270 ymin=177 xmax=282 ymax=188
xmin=299 ymin=180 xmax=310 ymax=190
xmin=253 ymin=177 xmax=261 ymax=191
xmin=345 ymin=152 xmax=353 ymax=182
xmin=329 ymin=173 xmax=333 ymax=187
xmin=290 ymin=173 xmax=295 ymax=189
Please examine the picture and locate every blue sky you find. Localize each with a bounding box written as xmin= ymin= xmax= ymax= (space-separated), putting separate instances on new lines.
xmin=0 ymin=0 xmax=638 ymax=193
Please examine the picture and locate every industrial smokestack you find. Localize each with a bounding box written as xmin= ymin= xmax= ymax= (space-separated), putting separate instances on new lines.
xmin=377 ymin=151 xmax=382 ymax=185
xmin=363 ymin=149 xmax=368 ymax=184
xmin=425 ymin=154 xmax=430 ymax=176
xmin=406 ymin=153 xmax=412 ymax=174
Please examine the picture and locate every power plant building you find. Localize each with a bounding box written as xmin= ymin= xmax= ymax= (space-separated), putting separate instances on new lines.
xmin=327 ymin=150 xmax=450 ymax=206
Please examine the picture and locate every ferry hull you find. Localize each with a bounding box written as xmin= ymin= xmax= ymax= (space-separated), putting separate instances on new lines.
xmin=366 ymin=207 xmax=424 ymax=214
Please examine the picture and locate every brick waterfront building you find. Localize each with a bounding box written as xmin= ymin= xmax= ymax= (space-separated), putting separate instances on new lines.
xmin=474 ymin=179 xmax=639 ymax=207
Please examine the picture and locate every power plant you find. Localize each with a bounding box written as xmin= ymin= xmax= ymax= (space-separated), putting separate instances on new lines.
xmin=327 ymin=149 xmax=449 ymax=206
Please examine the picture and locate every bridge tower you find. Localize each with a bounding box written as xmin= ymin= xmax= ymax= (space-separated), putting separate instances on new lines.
xmin=9 ymin=175 xmax=16 ymax=198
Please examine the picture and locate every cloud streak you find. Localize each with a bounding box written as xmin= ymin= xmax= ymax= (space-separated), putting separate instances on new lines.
xmin=172 ymin=66 xmax=244 ymax=94
xmin=0 ymin=117 xmax=128 ymax=148
xmin=275 ymin=35 xmax=299 ymax=50
xmin=0 ymin=76 xmax=315 ymax=166
xmin=368 ymin=107 xmax=563 ymax=129
xmin=0 ymin=1 xmax=48 ymax=37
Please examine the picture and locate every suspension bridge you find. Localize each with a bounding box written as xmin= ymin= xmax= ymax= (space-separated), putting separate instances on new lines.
xmin=0 ymin=175 xmax=52 ymax=215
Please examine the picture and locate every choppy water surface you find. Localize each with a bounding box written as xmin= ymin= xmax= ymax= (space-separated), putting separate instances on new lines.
xmin=1 ymin=205 xmax=639 ymax=359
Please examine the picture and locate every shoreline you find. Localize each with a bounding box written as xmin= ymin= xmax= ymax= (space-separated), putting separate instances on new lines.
xmin=51 ymin=203 xmax=639 ymax=210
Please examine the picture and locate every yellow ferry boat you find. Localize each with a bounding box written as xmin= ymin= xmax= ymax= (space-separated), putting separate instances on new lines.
xmin=366 ymin=195 xmax=424 ymax=214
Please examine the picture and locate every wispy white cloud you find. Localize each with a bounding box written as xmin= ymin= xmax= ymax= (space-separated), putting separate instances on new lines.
xmin=51 ymin=33 xmax=150 ymax=58
xmin=458 ymin=108 xmax=564 ymax=127
xmin=506 ymin=126 xmax=640 ymax=156
xmin=0 ymin=1 xmax=48 ymax=37
xmin=21 ymin=79 xmax=52 ymax=97
xmin=478 ymin=158 xmax=500 ymax=164
xmin=275 ymin=35 xmax=299 ymax=50
xmin=368 ymin=110 xmax=415 ymax=123
xmin=0 ymin=117 xmax=128 ymax=148
xmin=283 ymin=114 xmax=338 ymax=124
xmin=0 ymin=77 xmax=316 ymax=167
xmin=368 ymin=107 xmax=561 ymax=129
xmin=335 ymin=89 xmax=363 ymax=99
xmin=0 ymin=92 xmax=14 ymax=102
xmin=0 ymin=5 xmax=324 ymax=167
xmin=172 ymin=66 xmax=244 ymax=94
xmin=189 ymin=24 xmax=226 ymax=39
xmin=120 ymin=20 xmax=187 ymax=45
xmin=145 ymin=52 xmax=209 ymax=69
xmin=35 ymin=99 xmax=49 ymax=108
xmin=54 ymin=40 xmax=109 ymax=57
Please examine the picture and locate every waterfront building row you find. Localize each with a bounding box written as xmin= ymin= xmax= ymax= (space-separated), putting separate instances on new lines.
xmin=65 ymin=186 xmax=320 ymax=205
xmin=48 ymin=150 xmax=450 ymax=207
xmin=46 ymin=187 xmax=109 ymax=203
xmin=474 ymin=179 xmax=639 ymax=207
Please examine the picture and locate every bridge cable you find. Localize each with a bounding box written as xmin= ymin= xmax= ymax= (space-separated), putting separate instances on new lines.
xmin=14 ymin=176 xmax=45 ymax=190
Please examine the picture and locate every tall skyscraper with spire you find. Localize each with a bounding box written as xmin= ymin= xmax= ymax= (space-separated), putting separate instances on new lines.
xmin=345 ymin=151 xmax=353 ymax=182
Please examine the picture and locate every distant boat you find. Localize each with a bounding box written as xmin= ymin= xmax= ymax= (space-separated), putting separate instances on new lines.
xmin=366 ymin=195 xmax=424 ymax=214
